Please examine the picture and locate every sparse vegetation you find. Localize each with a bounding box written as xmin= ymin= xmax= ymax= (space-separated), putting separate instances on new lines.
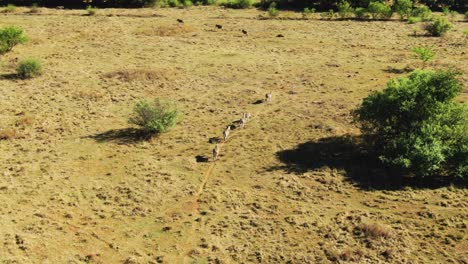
xmin=2 ymin=4 xmax=16 ymax=13
xmin=29 ymin=3 xmax=40 ymax=13
xmin=220 ymin=0 xmax=253 ymax=9
xmin=16 ymin=58 xmax=43 ymax=79
xmin=129 ymin=98 xmax=180 ymax=134
xmin=86 ymin=5 xmax=97 ymax=15
xmin=411 ymin=5 xmax=432 ymax=21
xmin=424 ymin=16 xmax=452 ymax=36
xmin=302 ymin=7 xmax=315 ymax=19
xmin=367 ymin=1 xmax=392 ymax=19
xmin=354 ymin=70 xmax=467 ymax=178
xmin=321 ymin=9 xmax=335 ymax=20
xmin=412 ymin=46 xmax=435 ymax=68
xmin=354 ymin=7 xmax=368 ymax=19
xmin=267 ymin=2 xmax=279 ymax=17
xmin=357 ymin=223 xmax=392 ymax=239
xmin=0 ymin=26 xmax=27 ymax=55
xmin=337 ymin=0 xmax=354 ymax=19
xmin=393 ymin=0 xmax=412 ymax=20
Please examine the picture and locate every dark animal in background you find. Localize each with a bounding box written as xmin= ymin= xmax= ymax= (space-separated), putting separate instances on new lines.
xmin=216 ymin=24 xmax=223 ymax=29
xmin=242 ymin=29 xmax=248 ymax=35
xmin=276 ymin=34 xmax=284 ymax=38
xmin=177 ymin=19 xmax=184 ymax=24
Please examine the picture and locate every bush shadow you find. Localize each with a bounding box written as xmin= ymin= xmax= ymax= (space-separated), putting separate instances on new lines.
xmin=88 ymin=128 xmax=153 ymax=144
xmin=270 ymin=135 xmax=466 ymax=190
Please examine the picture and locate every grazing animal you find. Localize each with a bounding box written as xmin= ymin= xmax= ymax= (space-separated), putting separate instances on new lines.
xmin=240 ymin=118 xmax=247 ymax=129
xmin=216 ymin=24 xmax=223 ymax=29
xmin=276 ymin=34 xmax=284 ymax=38
xmin=223 ymin=126 xmax=231 ymax=141
xmin=265 ymin=92 xmax=272 ymax=103
xmin=242 ymin=29 xmax=248 ymax=35
xmin=213 ymin=144 xmax=220 ymax=161
xmin=177 ymin=19 xmax=184 ymax=24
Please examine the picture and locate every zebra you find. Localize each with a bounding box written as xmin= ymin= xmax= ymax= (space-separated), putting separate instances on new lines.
xmin=223 ymin=126 xmax=231 ymax=141
xmin=265 ymin=92 xmax=272 ymax=103
xmin=213 ymin=144 xmax=220 ymax=161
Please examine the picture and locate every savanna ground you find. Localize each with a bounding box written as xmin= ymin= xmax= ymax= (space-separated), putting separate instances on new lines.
xmin=0 ymin=6 xmax=467 ymax=264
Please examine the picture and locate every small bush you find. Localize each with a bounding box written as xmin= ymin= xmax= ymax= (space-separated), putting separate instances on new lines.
xmin=2 ymin=4 xmax=16 ymax=13
xmin=302 ymin=7 xmax=315 ymax=19
xmin=220 ymin=0 xmax=252 ymax=9
xmin=367 ymin=1 xmax=392 ymax=19
xmin=412 ymin=5 xmax=432 ymax=21
xmin=0 ymin=26 xmax=27 ymax=55
xmin=357 ymin=223 xmax=392 ymax=239
xmin=412 ymin=46 xmax=435 ymax=68
xmin=354 ymin=7 xmax=368 ymax=19
xmin=354 ymin=70 xmax=467 ymax=178
xmin=408 ymin=16 xmax=421 ymax=23
xmin=129 ymin=98 xmax=179 ymax=134
xmin=424 ymin=16 xmax=452 ymax=36
xmin=29 ymin=3 xmax=40 ymax=13
xmin=16 ymin=58 xmax=43 ymax=79
xmin=321 ymin=9 xmax=335 ymax=20
xmin=267 ymin=2 xmax=279 ymax=17
xmin=86 ymin=5 xmax=97 ymax=15
xmin=393 ymin=0 xmax=412 ymax=20
xmin=0 ymin=128 xmax=19 ymax=140
xmin=338 ymin=0 xmax=354 ymax=19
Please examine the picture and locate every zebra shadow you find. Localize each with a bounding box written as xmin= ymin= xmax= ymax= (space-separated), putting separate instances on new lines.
xmin=269 ymin=135 xmax=465 ymax=190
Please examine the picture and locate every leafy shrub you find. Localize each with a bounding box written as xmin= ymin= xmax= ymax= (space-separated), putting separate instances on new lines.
xmin=354 ymin=70 xmax=467 ymax=178
xmin=412 ymin=5 xmax=432 ymax=21
xmin=2 ymin=4 xmax=16 ymax=13
xmin=424 ymin=16 xmax=452 ymax=36
xmin=16 ymin=58 xmax=43 ymax=79
xmin=220 ymin=0 xmax=252 ymax=9
xmin=29 ymin=3 xmax=39 ymax=13
xmin=393 ymin=0 xmax=412 ymax=20
xmin=321 ymin=9 xmax=335 ymax=20
xmin=129 ymin=98 xmax=179 ymax=134
xmin=86 ymin=5 xmax=97 ymax=15
xmin=338 ymin=0 xmax=354 ymax=19
xmin=408 ymin=16 xmax=421 ymax=23
xmin=412 ymin=46 xmax=435 ymax=68
xmin=0 ymin=26 xmax=27 ymax=55
xmin=354 ymin=7 xmax=368 ymax=19
xmin=267 ymin=2 xmax=279 ymax=17
xmin=442 ymin=6 xmax=450 ymax=16
xmin=367 ymin=1 xmax=392 ymax=19
xmin=302 ymin=7 xmax=315 ymax=19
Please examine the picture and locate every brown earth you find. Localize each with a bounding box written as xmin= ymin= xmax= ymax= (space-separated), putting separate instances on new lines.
xmin=0 ymin=6 xmax=467 ymax=264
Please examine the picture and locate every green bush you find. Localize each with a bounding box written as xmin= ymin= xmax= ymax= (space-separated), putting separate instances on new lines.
xmin=412 ymin=46 xmax=435 ymax=68
xmin=129 ymin=98 xmax=179 ymax=134
xmin=424 ymin=16 xmax=452 ymax=36
xmin=267 ymin=2 xmax=279 ymax=17
xmin=86 ymin=5 xmax=97 ymax=15
xmin=220 ymin=0 xmax=252 ymax=9
xmin=338 ymin=0 xmax=354 ymax=19
xmin=367 ymin=1 xmax=392 ymax=19
xmin=408 ymin=16 xmax=421 ymax=23
xmin=3 ymin=4 xmax=16 ymax=13
xmin=0 ymin=26 xmax=27 ymax=55
xmin=29 ymin=3 xmax=40 ymax=13
xmin=412 ymin=5 xmax=432 ymax=21
xmin=16 ymin=58 xmax=42 ymax=79
xmin=321 ymin=9 xmax=335 ymax=20
xmin=354 ymin=7 xmax=368 ymax=19
xmin=354 ymin=70 xmax=467 ymax=178
xmin=302 ymin=7 xmax=315 ymax=19
xmin=393 ymin=0 xmax=412 ymax=20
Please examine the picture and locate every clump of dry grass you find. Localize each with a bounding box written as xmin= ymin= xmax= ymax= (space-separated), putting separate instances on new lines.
xmin=137 ymin=25 xmax=195 ymax=37
xmin=105 ymin=69 xmax=177 ymax=82
xmin=357 ymin=222 xmax=392 ymax=239
xmin=15 ymin=114 xmax=34 ymax=127
xmin=0 ymin=128 xmax=19 ymax=140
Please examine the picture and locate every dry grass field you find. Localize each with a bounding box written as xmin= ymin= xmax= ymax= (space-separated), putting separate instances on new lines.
xmin=0 ymin=6 xmax=467 ymax=264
